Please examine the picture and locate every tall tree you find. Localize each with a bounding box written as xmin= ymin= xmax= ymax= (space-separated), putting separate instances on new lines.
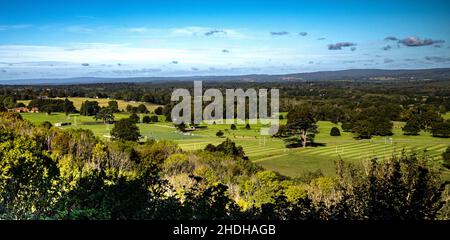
xmin=108 ymin=100 xmax=119 ymax=113
xmin=402 ymin=119 xmax=421 ymax=135
xmin=94 ymin=107 xmax=115 ymax=124
xmin=63 ymin=98 xmax=76 ymax=115
xmin=80 ymin=100 xmax=100 ymax=116
xmin=285 ymin=107 xmax=318 ymax=148
xmin=110 ymin=118 xmax=141 ymax=141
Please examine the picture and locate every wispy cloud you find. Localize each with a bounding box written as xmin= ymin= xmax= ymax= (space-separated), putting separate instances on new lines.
xmin=384 ymin=36 xmax=398 ymax=41
xmin=299 ymin=32 xmax=308 ymax=36
xmin=270 ymin=31 xmax=289 ymax=36
xmin=425 ymin=56 xmax=450 ymax=63
xmin=170 ymin=26 xmax=243 ymax=38
xmin=328 ymin=42 xmax=356 ymax=50
xmin=128 ymin=27 xmax=153 ymax=33
xmin=398 ymin=37 xmax=444 ymax=47
xmin=204 ymin=30 xmax=226 ymax=36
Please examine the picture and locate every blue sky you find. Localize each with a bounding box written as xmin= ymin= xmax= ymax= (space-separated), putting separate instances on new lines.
xmin=0 ymin=0 xmax=449 ymax=80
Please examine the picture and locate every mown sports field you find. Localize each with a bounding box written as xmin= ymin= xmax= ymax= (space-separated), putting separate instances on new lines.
xmin=20 ymin=107 xmax=450 ymax=179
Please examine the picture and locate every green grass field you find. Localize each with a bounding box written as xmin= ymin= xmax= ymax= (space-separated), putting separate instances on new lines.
xmin=20 ymin=112 xmax=450 ymax=179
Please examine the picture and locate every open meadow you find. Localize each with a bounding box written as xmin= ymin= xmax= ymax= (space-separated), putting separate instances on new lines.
xmin=20 ymin=111 xmax=450 ymax=179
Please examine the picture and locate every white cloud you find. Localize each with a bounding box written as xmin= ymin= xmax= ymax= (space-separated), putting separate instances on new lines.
xmin=128 ymin=27 xmax=152 ymax=33
xmin=170 ymin=26 xmax=246 ymax=39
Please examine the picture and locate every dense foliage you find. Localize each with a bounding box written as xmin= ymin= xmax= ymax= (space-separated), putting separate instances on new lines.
xmin=0 ymin=112 xmax=448 ymax=220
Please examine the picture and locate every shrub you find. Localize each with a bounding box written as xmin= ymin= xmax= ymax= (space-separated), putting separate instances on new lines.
xmin=154 ymin=106 xmax=163 ymax=115
xmin=129 ymin=113 xmax=140 ymax=123
xmin=150 ymin=115 xmax=159 ymax=122
xmin=40 ymin=121 xmax=53 ymax=129
xmin=142 ymin=116 xmax=151 ymax=124
xmin=330 ymin=127 xmax=341 ymax=136
xmin=216 ymin=130 xmax=224 ymax=138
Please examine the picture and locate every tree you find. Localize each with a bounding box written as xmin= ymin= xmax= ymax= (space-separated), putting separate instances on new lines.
xmin=126 ymin=104 xmax=136 ymax=113
xmin=150 ymin=115 xmax=158 ymax=122
xmin=402 ymin=119 xmax=421 ymax=135
xmin=108 ymin=100 xmax=119 ymax=113
xmin=216 ymin=130 xmax=224 ymax=138
xmin=0 ymin=129 xmax=59 ymax=219
xmin=110 ymin=118 xmax=141 ymax=141
xmin=430 ymin=121 xmax=450 ymax=138
xmin=245 ymin=123 xmax=251 ymax=130
xmin=330 ymin=127 xmax=341 ymax=136
xmin=142 ymin=115 xmax=151 ymax=124
xmin=175 ymin=122 xmax=186 ymax=132
xmin=348 ymin=108 xmax=393 ymax=139
xmin=285 ymin=107 xmax=318 ymax=148
xmin=230 ymin=124 xmax=237 ymax=130
xmin=2 ymin=96 xmax=15 ymax=109
xmin=94 ymin=107 xmax=115 ymax=124
xmin=129 ymin=113 xmax=140 ymax=123
xmin=341 ymin=122 xmax=352 ymax=132
xmin=333 ymin=154 xmax=444 ymax=220
xmin=63 ymin=98 xmax=76 ymax=115
xmin=41 ymin=104 xmax=56 ymax=115
xmin=137 ymin=104 xmax=149 ymax=114
xmin=443 ymin=147 xmax=450 ymax=169
xmin=154 ymin=106 xmax=163 ymax=115
xmin=204 ymin=138 xmax=246 ymax=158
xmin=80 ymin=100 xmax=100 ymax=116
xmin=142 ymin=115 xmax=158 ymax=124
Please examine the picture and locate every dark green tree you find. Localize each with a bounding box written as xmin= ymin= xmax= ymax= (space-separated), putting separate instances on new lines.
xmin=94 ymin=107 xmax=115 ymax=124
xmin=142 ymin=115 xmax=151 ymax=124
xmin=129 ymin=113 xmax=140 ymax=123
xmin=430 ymin=121 xmax=450 ymax=138
xmin=108 ymin=100 xmax=119 ymax=113
xmin=330 ymin=127 xmax=341 ymax=136
xmin=63 ymin=98 xmax=76 ymax=115
xmin=150 ymin=115 xmax=159 ymax=122
xmin=285 ymin=107 xmax=318 ymax=148
xmin=154 ymin=106 xmax=163 ymax=115
xmin=403 ymin=119 xmax=421 ymax=135
xmin=137 ymin=104 xmax=149 ymax=114
xmin=80 ymin=100 xmax=100 ymax=116
xmin=110 ymin=118 xmax=141 ymax=141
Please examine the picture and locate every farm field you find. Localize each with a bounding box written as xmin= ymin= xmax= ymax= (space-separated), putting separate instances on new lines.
xmin=18 ymin=97 xmax=161 ymax=112
xmin=20 ymin=112 xmax=450 ymax=179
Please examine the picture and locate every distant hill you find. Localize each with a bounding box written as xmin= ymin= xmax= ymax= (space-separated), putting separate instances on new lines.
xmin=2 ymin=68 xmax=450 ymax=85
